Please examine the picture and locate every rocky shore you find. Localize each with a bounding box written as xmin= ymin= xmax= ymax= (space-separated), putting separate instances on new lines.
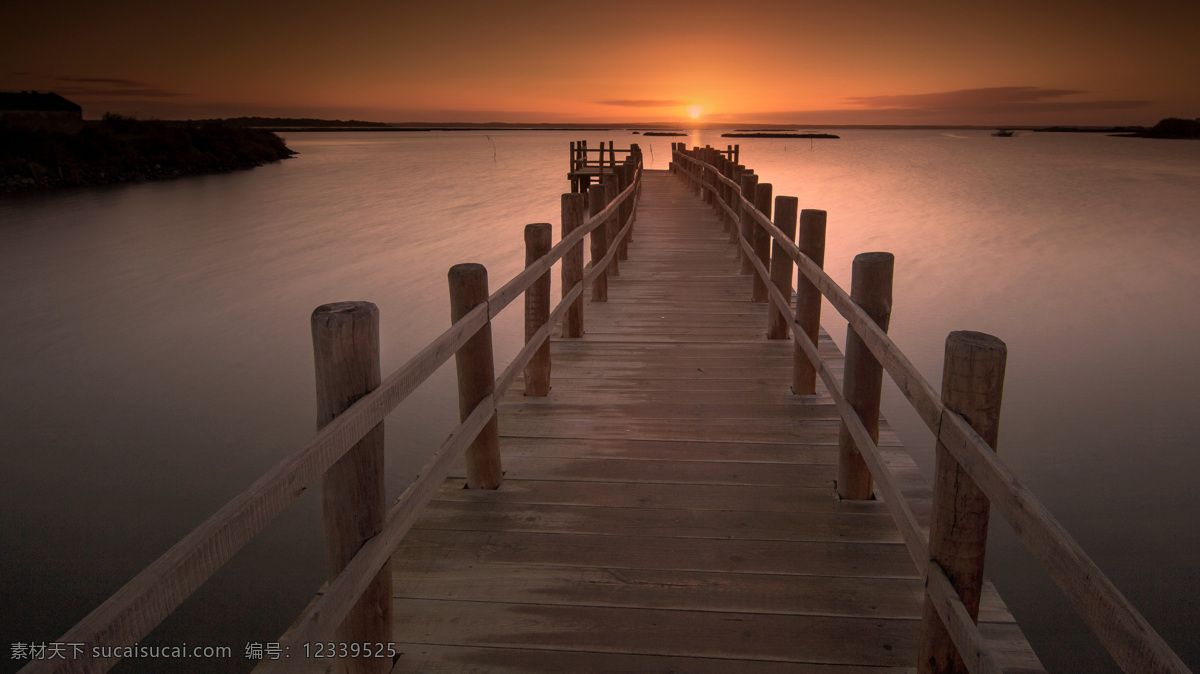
xmin=1 ymin=115 xmax=294 ymax=197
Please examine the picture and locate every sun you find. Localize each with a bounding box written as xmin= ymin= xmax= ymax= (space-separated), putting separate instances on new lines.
xmin=686 ymin=104 xmax=703 ymax=120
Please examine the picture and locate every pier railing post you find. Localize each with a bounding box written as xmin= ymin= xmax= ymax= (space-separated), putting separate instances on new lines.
xmin=768 ymin=196 xmax=798 ymax=339
xmin=738 ymin=173 xmax=759 ymax=271
xmin=702 ymin=147 xmax=714 ymax=206
xmin=918 ymin=331 xmax=1008 ymax=674
xmin=524 ymin=223 xmax=553 ymax=396
xmin=603 ymin=174 xmax=620 ymax=277
xmin=448 ymin=263 xmax=503 ymax=489
xmin=618 ymin=163 xmax=633 ymax=258
xmin=728 ymin=165 xmax=745 ymax=236
xmin=561 ymin=193 xmax=585 ymax=337
xmin=837 ymin=252 xmax=894 ymax=500
xmin=588 ymin=184 xmax=609 ymax=302
xmin=793 ymin=209 xmax=827 ymax=394
xmin=311 ymin=301 xmax=391 ymax=673
xmin=751 ymin=182 xmax=773 ymax=303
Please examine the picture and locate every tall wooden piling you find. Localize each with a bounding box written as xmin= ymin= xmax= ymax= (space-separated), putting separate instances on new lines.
xmin=768 ymin=196 xmax=798 ymax=339
xmin=793 ymin=209 xmax=827 ymax=394
xmin=603 ymin=174 xmax=620 ymax=277
xmin=589 ymin=184 xmax=609 ymax=302
xmin=524 ymin=223 xmax=553 ymax=396
xmin=918 ymin=331 xmax=1008 ymax=673
xmin=837 ymin=252 xmax=893 ymax=500
xmin=561 ymin=193 xmax=585 ymax=338
xmin=751 ymin=182 xmax=773 ymax=303
xmin=311 ymin=301 xmax=391 ymax=672
xmin=448 ymin=264 xmax=503 ymax=489
xmin=738 ymin=173 xmax=759 ymax=271
xmin=618 ymin=163 xmax=633 ymax=259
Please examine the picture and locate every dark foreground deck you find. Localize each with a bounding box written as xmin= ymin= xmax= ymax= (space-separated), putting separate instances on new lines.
xmin=384 ymin=170 xmax=1044 ymax=672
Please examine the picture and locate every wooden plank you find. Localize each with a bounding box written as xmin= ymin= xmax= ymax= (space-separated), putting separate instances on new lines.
xmin=391 ymin=558 xmax=1016 ymax=623
xmin=398 ymin=528 xmax=921 ymax=579
xmin=392 ymin=598 xmax=920 ymax=667
xmin=391 ymin=644 xmax=917 ymax=674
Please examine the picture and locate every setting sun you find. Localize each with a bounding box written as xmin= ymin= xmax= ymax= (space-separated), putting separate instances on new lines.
xmin=686 ymin=104 xmax=703 ymax=119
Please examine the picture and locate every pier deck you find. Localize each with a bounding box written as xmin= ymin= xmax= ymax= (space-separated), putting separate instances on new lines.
xmin=385 ymin=171 xmax=1044 ymax=672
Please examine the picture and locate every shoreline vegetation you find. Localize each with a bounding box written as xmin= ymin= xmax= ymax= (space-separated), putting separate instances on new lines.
xmin=1 ymin=114 xmax=294 ymax=197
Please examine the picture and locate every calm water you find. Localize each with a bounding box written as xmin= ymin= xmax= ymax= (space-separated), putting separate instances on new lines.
xmin=1 ymin=130 xmax=1197 ymax=672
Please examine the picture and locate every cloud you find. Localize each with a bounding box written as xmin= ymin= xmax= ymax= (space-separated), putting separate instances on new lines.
xmin=596 ymin=99 xmax=686 ymax=108
xmin=53 ymin=77 xmax=189 ymax=98
xmin=845 ymin=86 xmax=1149 ymax=113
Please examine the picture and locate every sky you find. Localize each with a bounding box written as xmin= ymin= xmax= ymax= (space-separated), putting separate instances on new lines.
xmin=2 ymin=0 xmax=1197 ymax=126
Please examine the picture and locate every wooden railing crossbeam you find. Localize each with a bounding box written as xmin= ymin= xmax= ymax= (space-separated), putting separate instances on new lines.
xmin=260 ymin=394 xmax=497 ymax=673
xmin=925 ymin=561 xmax=1005 ymax=674
xmin=937 ymin=411 xmax=1192 ymax=674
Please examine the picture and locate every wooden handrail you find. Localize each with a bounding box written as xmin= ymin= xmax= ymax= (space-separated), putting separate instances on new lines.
xmin=672 ymin=146 xmax=1192 ymax=674
xmin=28 ymin=150 xmax=642 ymax=674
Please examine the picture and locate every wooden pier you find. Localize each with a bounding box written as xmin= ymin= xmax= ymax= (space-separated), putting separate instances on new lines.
xmin=384 ymin=170 xmax=1043 ymax=672
xmin=28 ymin=144 xmax=1192 ymax=674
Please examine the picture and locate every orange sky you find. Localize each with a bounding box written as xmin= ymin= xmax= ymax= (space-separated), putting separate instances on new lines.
xmin=2 ymin=0 xmax=1196 ymax=125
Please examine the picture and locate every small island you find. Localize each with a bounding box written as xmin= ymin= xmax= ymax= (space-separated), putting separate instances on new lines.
xmin=642 ymin=131 xmax=688 ymax=136
xmin=722 ymin=132 xmax=840 ymax=139
xmin=1112 ymin=118 xmax=1200 ymax=139
xmin=2 ymin=112 xmax=294 ymax=196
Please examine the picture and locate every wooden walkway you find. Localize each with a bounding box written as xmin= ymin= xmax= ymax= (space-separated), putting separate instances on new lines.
xmin=385 ymin=170 xmax=1044 ymax=672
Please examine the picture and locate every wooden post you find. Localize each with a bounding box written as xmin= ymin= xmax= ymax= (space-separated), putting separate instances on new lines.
xmin=588 ymin=184 xmax=609 ymax=302
xmin=448 ymin=263 xmax=503 ymax=489
xmin=918 ymin=331 xmax=1008 ymax=674
xmin=837 ymin=252 xmax=893 ymax=500
xmin=603 ymin=173 xmax=620 ymax=277
xmin=524 ymin=223 xmax=553 ymax=396
xmin=561 ymin=193 xmax=585 ymax=337
xmin=617 ymin=163 xmax=632 ymax=259
xmin=569 ymin=141 xmax=577 ymax=193
xmin=738 ymin=173 xmax=759 ymax=271
xmin=702 ymin=149 xmax=713 ymax=205
xmin=311 ymin=301 xmax=391 ymax=673
xmin=726 ymin=165 xmax=743 ymax=234
xmin=751 ymin=182 xmax=773 ymax=303
xmin=768 ymin=196 xmax=798 ymax=338
xmin=793 ymin=209 xmax=827 ymax=394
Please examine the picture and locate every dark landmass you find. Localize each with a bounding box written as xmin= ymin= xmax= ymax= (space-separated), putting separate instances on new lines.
xmin=722 ymin=132 xmax=840 ymax=139
xmin=2 ymin=114 xmax=294 ymax=197
xmin=1111 ymin=118 xmax=1200 ymax=139
xmin=189 ymin=116 xmax=391 ymax=128
xmin=642 ymin=131 xmax=687 ymax=136
xmin=1035 ymin=125 xmax=1145 ymax=133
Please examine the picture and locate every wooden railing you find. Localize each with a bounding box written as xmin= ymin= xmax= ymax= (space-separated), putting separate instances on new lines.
xmin=670 ymin=144 xmax=1191 ymax=674
xmin=22 ymin=147 xmax=644 ymax=674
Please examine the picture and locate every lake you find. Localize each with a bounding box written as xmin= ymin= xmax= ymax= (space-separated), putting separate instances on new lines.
xmin=1 ymin=129 xmax=1197 ymax=672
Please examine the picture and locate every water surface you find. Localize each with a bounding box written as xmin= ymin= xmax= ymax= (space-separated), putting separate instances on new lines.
xmin=2 ymin=129 xmax=1197 ymax=672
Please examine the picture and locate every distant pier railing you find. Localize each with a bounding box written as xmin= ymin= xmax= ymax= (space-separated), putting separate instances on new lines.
xmin=22 ymin=147 xmax=644 ymax=674
xmin=670 ymin=143 xmax=1191 ymax=674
